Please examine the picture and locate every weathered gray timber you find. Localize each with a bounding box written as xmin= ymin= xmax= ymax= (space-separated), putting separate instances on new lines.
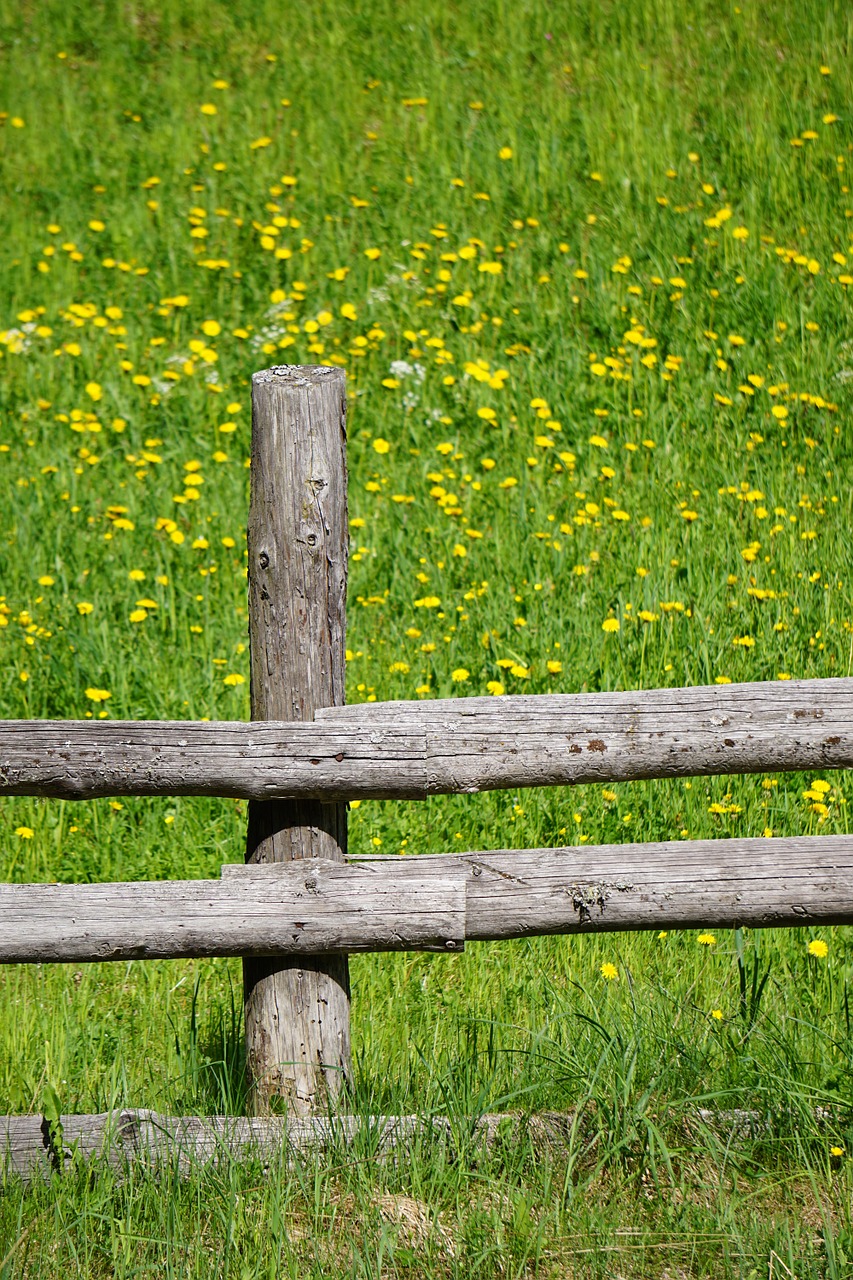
xmin=0 ymin=678 xmax=851 ymax=800
xmin=242 ymin=365 xmax=351 ymax=1115
xmin=0 ymin=1111 xmax=457 ymax=1180
xmin=0 ymin=1110 xmax=581 ymax=1181
xmin=247 ymin=834 xmax=853 ymax=934
xmin=0 ymin=863 xmax=464 ymax=963
xmin=1 ymin=1100 xmax=788 ymax=1177
xmin=3 ymin=834 xmax=853 ymax=967
xmin=0 ymin=1105 xmax=835 ymax=1181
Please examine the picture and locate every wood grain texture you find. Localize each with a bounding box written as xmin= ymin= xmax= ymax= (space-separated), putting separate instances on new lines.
xmin=247 ymin=833 xmax=853 ymax=936
xmin=1 ymin=678 xmax=852 ymax=800
xmin=242 ymin=365 xmax=351 ymax=1115
xmin=0 ymin=862 xmax=465 ymax=963
xmin=2 ymin=834 xmax=852 ymax=967
xmin=0 ymin=1105 xmax=831 ymax=1181
xmin=0 ymin=1110 xmax=581 ymax=1180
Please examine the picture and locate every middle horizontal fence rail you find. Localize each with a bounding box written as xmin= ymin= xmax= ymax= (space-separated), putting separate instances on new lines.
xmin=3 ymin=835 xmax=853 ymax=964
xmin=0 ymin=677 xmax=851 ymax=800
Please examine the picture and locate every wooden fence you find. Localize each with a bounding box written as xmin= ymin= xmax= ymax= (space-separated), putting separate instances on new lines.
xmin=2 ymin=364 xmax=853 ymax=1143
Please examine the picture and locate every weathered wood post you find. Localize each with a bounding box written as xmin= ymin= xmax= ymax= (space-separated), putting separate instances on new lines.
xmin=243 ymin=365 xmax=351 ymax=1115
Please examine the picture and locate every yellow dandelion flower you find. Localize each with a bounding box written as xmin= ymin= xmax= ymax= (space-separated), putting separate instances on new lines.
xmin=808 ymin=939 xmax=828 ymax=958
xmin=600 ymin=962 xmax=618 ymax=981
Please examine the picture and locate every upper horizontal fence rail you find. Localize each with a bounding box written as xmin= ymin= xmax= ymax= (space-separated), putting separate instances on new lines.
xmin=0 ymin=678 xmax=851 ymax=802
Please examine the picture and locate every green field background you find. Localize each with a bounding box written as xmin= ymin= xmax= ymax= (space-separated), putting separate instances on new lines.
xmin=1 ymin=0 xmax=853 ymax=1273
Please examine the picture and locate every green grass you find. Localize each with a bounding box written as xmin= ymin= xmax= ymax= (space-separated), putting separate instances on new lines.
xmin=2 ymin=0 xmax=853 ymax=1271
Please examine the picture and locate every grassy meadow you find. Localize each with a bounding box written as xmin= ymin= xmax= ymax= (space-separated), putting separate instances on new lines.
xmin=2 ymin=0 xmax=853 ymax=1272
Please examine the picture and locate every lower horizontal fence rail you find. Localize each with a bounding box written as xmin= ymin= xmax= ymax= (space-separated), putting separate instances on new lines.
xmin=1 ymin=1111 xmax=481 ymax=1180
xmin=1 ymin=677 xmax=852 ymax=800
xmin=1 ymin=1106 xmax=792 ymax=1181
xmin=2 ymin=835 xmax=853 ymax=964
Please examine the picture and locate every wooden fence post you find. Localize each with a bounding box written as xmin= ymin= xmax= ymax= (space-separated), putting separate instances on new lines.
xmin=243 ymin=365 xmax=351 ymax=1116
